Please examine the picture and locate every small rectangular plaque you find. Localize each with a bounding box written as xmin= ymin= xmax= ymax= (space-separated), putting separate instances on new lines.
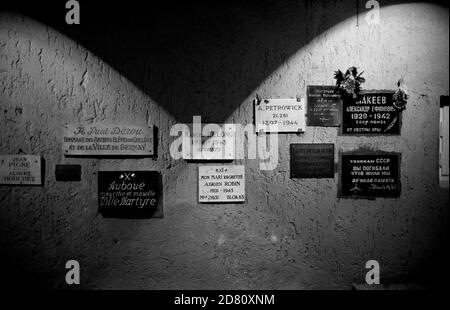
xmin=63 ymin=124 xmax=154 ymax=156
xmin=188 ymin=124 xmax=235 ymax=160
xmin=342 ymin=90 xmax=401 ymax=135
xmin=55 ymin=164 xmax=81 ymax=181
xmin=98 ymin=171 xmax=161 ymax=218
xmin=306 ymin=85 xmax=341 ymax=127
xmin=198 ymin=165 xmax=245 ymax=203
xmin=0 ymin=155 xmax=42 ymax=185
xmin=255 ymin=98 xmax=305 ymax=133
xmin=290 ymin=144 xmax=334 ymax=178
xmin=340 ymin=153 xmax=401 ymax=198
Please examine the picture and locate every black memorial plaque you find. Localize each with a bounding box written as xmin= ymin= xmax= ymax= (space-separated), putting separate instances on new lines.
xmin=342 ymin=90 xmax=401 ymax=135
xmin=98 ymin=171 xmax=161 ymax=218
xmin=55 ymin=164 xmax=81 ymax=181
xmin=307 ymin=85 xmax=341 ymax=127
xmin=340 ymin=153 xmax=401 ymax=198
xmin=290 ymin=143 xmax=335 ymax=178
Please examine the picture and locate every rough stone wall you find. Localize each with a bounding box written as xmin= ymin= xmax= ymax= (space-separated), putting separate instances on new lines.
xmin=0 ymin=1 xmax=448 ymax=289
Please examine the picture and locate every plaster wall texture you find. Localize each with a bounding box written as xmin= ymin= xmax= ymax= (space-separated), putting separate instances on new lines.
xmin=0 ymin=1 xmax=448 ymax=289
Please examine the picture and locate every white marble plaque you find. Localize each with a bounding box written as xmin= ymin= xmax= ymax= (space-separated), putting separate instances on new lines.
xmin=188 ymin=124 xmax=235 ymax=160
xmin=0 ymin=155 xmax=41 ymax=185
xmin=198 ymin=165 xmax=245 ymax=203
xmin=63 ymin=124 xmax=154 ymax=156
xmin=255 ymin=98 xmax=306 ymax=133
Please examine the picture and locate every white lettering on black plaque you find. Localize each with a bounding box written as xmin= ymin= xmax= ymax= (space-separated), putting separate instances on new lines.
xmin=290 ymin=144 xmax=334 ymax=178
xmin=98 ymin=171 xmax=161 ymax=218
xmin=340 ymin=153 xmax=401 ymax=198
xmin=342 ymin=90 xmax=401 ymax=135
xmin=307 ymin=86 xmax=341 ymax=127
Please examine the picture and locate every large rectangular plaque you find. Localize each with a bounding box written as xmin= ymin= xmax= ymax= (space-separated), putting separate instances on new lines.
xmin=342 ymin=90 xmax=401 ymax=135
xmin=340 ymin=153 xmax=401 ymax=198
xmin=255 ymin=98 xmax=305 ymax=133
xmin=307 ymin=85 xmax=341 ymax=126
xmin=290 ymin=144 xmax=334 ymax=178
xmin=198 ymin=165 xmax=245 ymax=203
xmin=0 ymin=155 xmax=42 ymax=185
xmin=63 ymin=124 xmax=154 ymax=156
xmin=98 ymin=171 xmax=162 ymax=218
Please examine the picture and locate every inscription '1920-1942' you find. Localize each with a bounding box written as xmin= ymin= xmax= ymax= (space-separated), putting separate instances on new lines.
xmin=342 ymin=91 xmax=401 ymax=135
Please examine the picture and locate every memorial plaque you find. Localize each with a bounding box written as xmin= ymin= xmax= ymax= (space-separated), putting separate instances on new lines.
xmin=0 ymin=155 xmax=42 ymax=185
xmin=342 ymin=90 xmax=401 ymax=135
xmin=290 ymin=144 xmax=334 ymax=178
xmin=188 ymin=124 xmax=235 ymax=160
xmin=255 ymin=98 xmax=305 ymax=133
xmin=340 ymin=153 xmax=401 ymax=198
xmin=198 ymin=165 xmax=245 ymax=203
xmin=98 ymin=171 xmax=161 ymax=218
xmin=307 ymin=85 xmax=341 ymax=127
xmin=55 ymin=164 xmax=81 ymax=181
xmin=63 ymin=124 xmax=154 ymax=156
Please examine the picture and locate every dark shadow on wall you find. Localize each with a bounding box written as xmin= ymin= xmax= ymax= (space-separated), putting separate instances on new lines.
xmin=1 ymin=0 xmax=447 ymax=124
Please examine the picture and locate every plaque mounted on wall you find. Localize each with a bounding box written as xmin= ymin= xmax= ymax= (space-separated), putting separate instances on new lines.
xmin=63 ymin=124 xmax=154 ymax=156
xmin=98 ymin=171 xmax=162 ymax=218
xmin=198 ymin=165 xmax=245 ymax=203
xmin=306 ymin=85 xmax=341 ymax=127
xmin=187 ymin=124 xmax=235 ymax=161
xmin=339 ymin=152 xmax=401 ymax=198
xmin=290 ymin=144 xmax=334 ymax=178
xmin=0 ymin=154 xmax=42 ymax=185
xmin=255 ymin=98 xmax=305 ymax=133
xmin=55 ymin=164 xmax=81 ymax=181
xmin=341 ymin=90 xmax=401 ymax=135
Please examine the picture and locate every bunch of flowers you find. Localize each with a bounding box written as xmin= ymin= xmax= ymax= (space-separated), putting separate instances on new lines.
xmin=393 ymin=78 xmax=408 ymax=110
xmin=334 ymin=67 xmax=365 ymax=98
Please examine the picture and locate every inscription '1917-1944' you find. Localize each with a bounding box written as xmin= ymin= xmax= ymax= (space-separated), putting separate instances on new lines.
xmin=255 ymin=98 xmax=305 ymax=133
